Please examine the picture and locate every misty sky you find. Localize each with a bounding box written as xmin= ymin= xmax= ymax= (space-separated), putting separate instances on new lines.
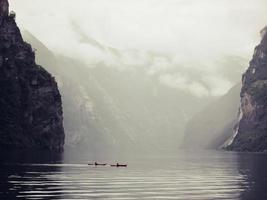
xmin=9 ymin=0 xmax=267 ymax=97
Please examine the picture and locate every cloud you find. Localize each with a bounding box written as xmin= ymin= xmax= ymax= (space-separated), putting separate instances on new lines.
xmin=9 ymin=0 xmax=267 ymax=96
xmin=202 ymin=75 xmax=232 ymax=96
xmin=10 ymin=0 xmax=267 ymax=56
xmin=160 ymin=73 xmax=210 ymax=98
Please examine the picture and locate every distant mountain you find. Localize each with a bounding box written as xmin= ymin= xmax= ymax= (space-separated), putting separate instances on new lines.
xmin=0 ymin=0 xmax=64 ymax=150
xmin=226 ymin=27 xmax=267 ymax=152
xmin=182 ymin=84 xmax=241 ymax=149
xmin=23 ymin=31 xmax=214 ymax=155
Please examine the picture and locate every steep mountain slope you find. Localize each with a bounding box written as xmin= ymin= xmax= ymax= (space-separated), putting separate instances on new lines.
xmin=0 ymin=1 xmax=64 ymax=150
xmin=227 ymin=27 xmax=267 ymax=152
xmin=182 ymin=84 xmax=241 ymax=149
xmin=23 ymin=32 xmax=213 ymax=154
xmin=23 ymin=32 xmax=101 ymax=151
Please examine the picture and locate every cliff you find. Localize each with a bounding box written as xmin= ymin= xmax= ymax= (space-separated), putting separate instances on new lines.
xmin=23 ymin=30 xmax=215 ymax=154
xmin=182 ymin=84 xmax=241 ymax=149
xmin=0 ymin=0 xmax=8 ymax=17
xmin=0 ymin=1 xmax=64 ymax=150
xmin=227 ymin=27 xmax=267 ymax=152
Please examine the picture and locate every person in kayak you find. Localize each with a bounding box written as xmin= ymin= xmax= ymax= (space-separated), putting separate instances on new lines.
xmin=110 ymin=163 xmax=127 ymax=167
xmin=94 ymin=162 xmax=107 ymax=166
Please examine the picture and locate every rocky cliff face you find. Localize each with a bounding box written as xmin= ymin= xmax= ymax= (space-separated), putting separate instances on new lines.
xmin=227 ymin=27 xmax=267 ymax=152
xmin=0 ymin=0 xmax=9 ymax=17
xmin=0 ymin=1 xmax=64 ymax=150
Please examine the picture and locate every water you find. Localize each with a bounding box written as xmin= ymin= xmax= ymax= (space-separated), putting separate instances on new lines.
xmin=1 ymin=150 xmax=267 ymax=200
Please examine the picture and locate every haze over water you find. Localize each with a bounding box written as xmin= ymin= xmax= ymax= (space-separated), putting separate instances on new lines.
xmin=1 ymin=150 xmax=267 ymax=200
xmin=1 ymin=1 xmax=267 ymax=200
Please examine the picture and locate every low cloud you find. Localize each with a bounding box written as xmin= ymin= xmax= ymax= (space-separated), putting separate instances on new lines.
xmin=9 ymin=0 xmax=267 ymax=97
xmin=160 ymin=73 xmax=210 ymax=97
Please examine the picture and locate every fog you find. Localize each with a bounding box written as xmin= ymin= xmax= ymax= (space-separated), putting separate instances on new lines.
xmin=9 ymin=0 xmax=267 ymax=154
xmin=10 ymin=0 xmax=267 ymax=97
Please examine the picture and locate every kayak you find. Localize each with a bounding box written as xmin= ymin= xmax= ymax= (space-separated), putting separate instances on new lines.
xmin=88 ymin=163 xmax=127 ymax=167
xmin=95 ymin=163 xmax=107 ymax=166
xmin=88 ymin=163 xmax=107 ymax=166
xmin=111 ymin=164 xmax=127 ymax=167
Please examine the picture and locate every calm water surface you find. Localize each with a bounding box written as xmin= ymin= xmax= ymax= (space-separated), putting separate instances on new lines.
xmin=1 ymin=150 xmax=267 ymax=200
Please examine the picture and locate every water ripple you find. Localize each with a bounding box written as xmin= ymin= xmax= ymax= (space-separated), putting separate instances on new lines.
xmin=2 ymin=163 xmax=247 ymax=200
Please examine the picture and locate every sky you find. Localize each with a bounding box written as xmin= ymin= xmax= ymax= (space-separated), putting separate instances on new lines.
xmin=9 ymin=0 xmax=267 ymax=97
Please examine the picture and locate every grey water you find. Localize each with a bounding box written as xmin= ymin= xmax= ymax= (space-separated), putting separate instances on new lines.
xmin=1 ymin=149 xmax=267 ymax=200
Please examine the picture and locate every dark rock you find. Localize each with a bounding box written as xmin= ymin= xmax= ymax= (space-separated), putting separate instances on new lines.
xmin=0 ymin=0 xmax=9 ymax=17
xmin=0 ymin=1 xmax=64 ymax=150
xmin=227 ymin=27 xmax=267 ymax=152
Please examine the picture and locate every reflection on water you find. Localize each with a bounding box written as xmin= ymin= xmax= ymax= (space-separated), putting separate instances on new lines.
xmin=237 ymin=153 xmax=267 ymax=200
xmin=0 ymin=150 xmax=267 ymax=199
xmin=0 ymin=150 xmax=63 ymax=200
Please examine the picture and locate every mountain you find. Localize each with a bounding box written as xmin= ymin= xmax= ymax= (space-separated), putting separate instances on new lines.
xmin=182 ymin=83 xmax=241 ymax=149
xmin=226 ymin=27 xmax=267 ymax=152
xmin=0 ymin=0 xmax=64 ymax=150
xmin=23 ymin=32 xmax=214 ymax=155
